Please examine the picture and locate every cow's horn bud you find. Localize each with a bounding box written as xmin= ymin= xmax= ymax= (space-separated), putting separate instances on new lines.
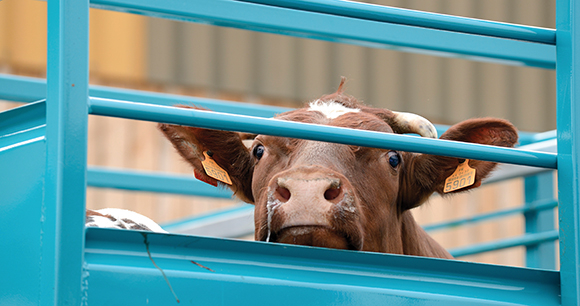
xmin=391 ymin=111 xmax=438 ymax=138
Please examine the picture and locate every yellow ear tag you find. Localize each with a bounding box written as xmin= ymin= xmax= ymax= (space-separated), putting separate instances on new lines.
xmin=201 ymin=151 xmax=232 ymax=185
xmin=444 ymin=159 xmax=476 ymax=193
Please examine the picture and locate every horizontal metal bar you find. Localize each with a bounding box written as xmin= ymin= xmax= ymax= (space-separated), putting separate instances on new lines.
xmin=519 ymin=130 xmax=557 ymax=145
xmin=450 ymin=230 xmax=559 ymax=258
xmin=483 ymin=139 xmax=557 ymax=184
xmin=90 ymin=0 xmax=555 ymax=69
xmin=0 ymin=74 xmax=556 ymax=148
xmin=424 ymin=199 xmax=558 ymax=232
xmin=238 ymin=0 xmax=555 ymax=45
xmin=85 ymin=228 xmax=560 ymax=305
xmin=88 ymin=98 xmax=558 ymax=169
xmin=0 ymin=74 xmax=290 ymax=117
xmin=87 ymin=166 xmax=233 ymax=198
xmin=0 ymin=74 xmax=46 ymax=102
xmin=163 ymin=204 xmax=254 ymax=237
xmin=0 ymin=100 xmax=46 ymax=136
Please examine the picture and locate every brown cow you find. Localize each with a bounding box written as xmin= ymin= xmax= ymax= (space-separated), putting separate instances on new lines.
xmin=159 ymin=79 xmax=518 ymax=259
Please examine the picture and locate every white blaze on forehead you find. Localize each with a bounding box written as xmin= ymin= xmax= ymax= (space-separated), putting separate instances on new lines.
xmin=308 ymin=100 xmax=360 ymax=119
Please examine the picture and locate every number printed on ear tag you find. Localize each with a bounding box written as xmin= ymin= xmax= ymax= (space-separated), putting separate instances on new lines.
xmin=444 ymin=159 xmax=476 ymax=193
xmin=201 ymin=151 xmax=232 ymax=185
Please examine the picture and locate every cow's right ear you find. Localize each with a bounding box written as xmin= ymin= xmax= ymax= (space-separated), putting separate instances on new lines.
xmin=158 ymin=106 xmax=255 ymax=204
xmin=398 ymin=118 xmax=518 ymax=211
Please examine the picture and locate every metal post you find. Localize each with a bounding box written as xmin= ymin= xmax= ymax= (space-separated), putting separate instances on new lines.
xmin=557 ymin=0 xmax=580 ymax=304
xmin=524 ymin=172 xmax=555 ymax=269
xmin=44 ymin=0 xmax=89 ymax=304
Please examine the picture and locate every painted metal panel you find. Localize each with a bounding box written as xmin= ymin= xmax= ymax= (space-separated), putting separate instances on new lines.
xmin=44 ymin=0 xmax=90 ymax=304
xmin=85 ymin=228 xmax=560 ymax=305
xmin=0 ymin=139 xmax=46 ymax=306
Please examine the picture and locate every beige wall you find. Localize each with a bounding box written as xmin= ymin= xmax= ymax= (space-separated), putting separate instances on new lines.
xmin=0 ymin=0 xmax=558 ymax=267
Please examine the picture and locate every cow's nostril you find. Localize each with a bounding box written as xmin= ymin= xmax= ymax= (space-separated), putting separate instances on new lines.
xmin=276 ymin=186 xmax=291 ymax=202
xmin=324 ymin=186 xmax=341 ymax=201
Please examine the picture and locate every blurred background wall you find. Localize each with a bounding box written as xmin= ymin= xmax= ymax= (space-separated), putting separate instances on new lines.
xmin=0 ymin=0 xmax=557 ymax=267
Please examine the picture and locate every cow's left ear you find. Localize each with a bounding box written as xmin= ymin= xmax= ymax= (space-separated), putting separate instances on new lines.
xmin=398 ymin=118 xmax=518 ymax=211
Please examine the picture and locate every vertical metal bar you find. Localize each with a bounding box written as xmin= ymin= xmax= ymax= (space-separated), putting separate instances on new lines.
xmin=524 ymin=172 xmax=556 ymax=269
xmin=44 ymin=0 xmax=89 ymax=305
xmin=557 ymin=0 xmax=580 ymax=304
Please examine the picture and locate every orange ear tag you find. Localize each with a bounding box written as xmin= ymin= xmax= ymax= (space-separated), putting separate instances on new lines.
xmin=201 ymin=151 xmax=232 ymax=185
xmin=444 ymin=159 xmax=476 ymax=193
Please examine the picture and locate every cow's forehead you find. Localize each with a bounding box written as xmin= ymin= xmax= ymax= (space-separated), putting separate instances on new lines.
xmin=275 ymin=100 xmax=394 ymax=134
xmin=308 ymin=100 xmax=360 ymax=119
xmin=258 ymin=102 xmax=395 ymax=152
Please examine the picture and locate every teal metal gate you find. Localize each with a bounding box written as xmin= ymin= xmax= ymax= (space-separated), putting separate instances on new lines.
xmin=0 ymin=0 xmax=577 ymax=305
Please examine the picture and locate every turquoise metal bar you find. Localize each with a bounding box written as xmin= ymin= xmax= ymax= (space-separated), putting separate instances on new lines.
xmin=85 ymin=228 xmax=561 ymax=305
xmin=557 ymin=0 xmax=580 ymax=303
xmin=88 ymin=98 xmax=558 ymax=168
xmin=239 ymin=0 xmax=556 ymax=44
xmin=87 ymin=166 xmax=233 ymax=198
xmin=0 ymin=74 xmax=290 ymax=117
xmin=0 ymin=137 xmax=47 ymax=305
xmin=524 ymin=173 xmax=556 ymax=269
xmin=0 ymin=74 xmax=46 ymax=102
xmin=0 ymin=100 xmax=45 ymax=137
xmin=0 ymin=74 xmax=554 ymax=147
xmin=424 ymin=199 xmax=558 ymax=232
xmin=90 ymin=0 xmax=555 ymax=69
xmin=44 ymin=0 xmax=89 ymax=304
xmin=450 ymin=230 xmax=559 ymax=258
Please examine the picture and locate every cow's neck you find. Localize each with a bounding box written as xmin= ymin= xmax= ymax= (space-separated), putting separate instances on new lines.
xmin=399 ymin=211 xmax=453 ymax=259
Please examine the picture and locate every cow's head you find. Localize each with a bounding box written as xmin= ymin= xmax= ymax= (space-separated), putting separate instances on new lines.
xmin=159 ymin=79 xmax=518 ymax=258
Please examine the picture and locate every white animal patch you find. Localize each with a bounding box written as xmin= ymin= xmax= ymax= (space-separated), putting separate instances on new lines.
xmin=308 ymin=100 xmax=360 ymax=119
xmin=86 ymin=208 xmax=167 ymax=233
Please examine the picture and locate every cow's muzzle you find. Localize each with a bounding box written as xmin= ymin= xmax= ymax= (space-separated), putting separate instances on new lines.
xmin=260 ymin=166 xmax=363 ymax=250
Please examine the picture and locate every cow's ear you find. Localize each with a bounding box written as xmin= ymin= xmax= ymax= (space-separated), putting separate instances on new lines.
xmin=158 ymin=106 xmax=255 ymax=204
xmin=398 ymin=118 xmax=518 ymax=211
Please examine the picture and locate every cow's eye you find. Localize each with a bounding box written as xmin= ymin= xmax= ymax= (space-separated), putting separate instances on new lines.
xmin=388 ymin=151 xmax=400 ymax=168
xmin=253 ymin=144 xmax=265 ymax=160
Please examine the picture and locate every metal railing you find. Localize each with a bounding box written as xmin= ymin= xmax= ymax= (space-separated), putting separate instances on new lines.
xmin=0 ymin=0 xmax=576 ymax=305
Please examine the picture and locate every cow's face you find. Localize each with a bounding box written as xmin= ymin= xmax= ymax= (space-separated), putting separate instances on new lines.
xmin=248 ymin=103 xmax=411 ymax=251
xmin=159 ymin=81 xmax=518 ymax=256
